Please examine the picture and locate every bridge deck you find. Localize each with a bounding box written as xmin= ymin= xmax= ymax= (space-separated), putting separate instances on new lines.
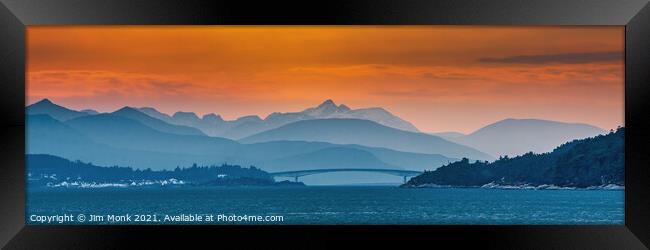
xmin=269 ymin=168 xmax=423 ymax=178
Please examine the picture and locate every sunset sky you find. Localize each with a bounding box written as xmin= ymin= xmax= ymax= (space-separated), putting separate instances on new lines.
xmin=27 ymin=26 xmax=624 ymax=133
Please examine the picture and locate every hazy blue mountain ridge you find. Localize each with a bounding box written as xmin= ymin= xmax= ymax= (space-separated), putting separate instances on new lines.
xmin=27 ymin=99 xmax=610 ymax=181
xmin=449 ymin=118 xmax=606 ymax=157
xmin=263 ymin=147 xmax=397 ymax=171
xmin=27 ymin=113 xmax=455 ymax=172
xmin=112 ymin=107 xmax=205 ymax=136
xmin=240 ymin=118 xmax=493 ymax=161
xmin=65 ymin=114 xmax=237 ymax=156
xmin=137 ymin=99 xmax=419 ymax=139
xmin=27 ymin=99 xmax=88 ymax=121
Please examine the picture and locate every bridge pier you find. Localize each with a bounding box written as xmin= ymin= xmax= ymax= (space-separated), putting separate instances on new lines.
xmin=403 ymin=176 xmax=407 ymax=184
xmin=294 ymin=176 xmax=299 ymax=182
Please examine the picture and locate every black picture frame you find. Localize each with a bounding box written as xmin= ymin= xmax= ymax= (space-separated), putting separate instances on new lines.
xmin=1 ymin=0 xmax=649 ymax=248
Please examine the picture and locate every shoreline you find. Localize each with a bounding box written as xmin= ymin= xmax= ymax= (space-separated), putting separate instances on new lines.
xmin=29 ymin=181 xmax=624 ymax=190
xmin=403 ymin=183 xmax=624 ymax=191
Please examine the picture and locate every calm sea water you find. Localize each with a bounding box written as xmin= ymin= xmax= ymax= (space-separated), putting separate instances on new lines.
xmin=26 ymin=186 xmax=624 ymax=225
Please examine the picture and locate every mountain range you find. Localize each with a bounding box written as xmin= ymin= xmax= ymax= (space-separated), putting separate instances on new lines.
xmin=112 ymin=107 xmax=205 ymax=136
xmin=26 ymin=99 xmax=88 ymax=121
xmin=240 ymin=118 xmax=492 ymax=160
xmin=27 ymin=113 xmax=461 ymax=185
xmin=26 ymin=98 xmax=608 ymax=184
xmin=26 ymin=101 xmax=459 ymax=174
xmin=137 ymin=99 xmax=419 ymax=139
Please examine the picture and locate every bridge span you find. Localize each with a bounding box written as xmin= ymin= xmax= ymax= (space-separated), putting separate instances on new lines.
xmin=269 ymin=168 xmax=423 ymax=183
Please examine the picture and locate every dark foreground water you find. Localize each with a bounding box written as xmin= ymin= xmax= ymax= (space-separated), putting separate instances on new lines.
xmin=27 ymin=186 xmax=624 ymax=225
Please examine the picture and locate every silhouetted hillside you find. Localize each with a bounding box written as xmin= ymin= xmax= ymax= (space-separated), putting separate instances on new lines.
xmin=403 ymin=128 xmax=624 ymax=188
xmin=241 ymin=118 xmax=492 ymax=161
xmin=27 ymin=154 xmax=274 ymax=187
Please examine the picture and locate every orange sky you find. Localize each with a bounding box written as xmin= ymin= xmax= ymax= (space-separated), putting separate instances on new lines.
xmin=27 ymin=26 xmax=624 ymax=133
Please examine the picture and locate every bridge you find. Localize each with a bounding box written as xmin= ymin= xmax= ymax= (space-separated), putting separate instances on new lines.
xmin=269 ymin=168 xmax=423 ymax=183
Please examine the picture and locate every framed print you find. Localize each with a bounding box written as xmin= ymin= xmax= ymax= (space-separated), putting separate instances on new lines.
xmin=0 ymin=0 xmax=649 ymax=248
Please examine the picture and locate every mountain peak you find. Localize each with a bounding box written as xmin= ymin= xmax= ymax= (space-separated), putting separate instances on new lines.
xmin=318 ymin=99 xmax=337 ymax=108
xmin=27 ymin=98 xmax=88 ymax=121
xmin=114 ymin=107 xmax=158 ymax=118
xmin=115 ymin=106 xmax=138 ymax=113
xmin=36 ymin=98 xmax=53 ymax=105
xmin=29 ymin=98 xmax=58 ymax=108
xmin=303 ymin=99 xmax=349 ymax=117
xmin=203 ymin=113 xmax=224 ymax=123
xmin=294 ymin=100 xmax=420 ymax=132
xmin=137 ymin=107 xmax=173 ymax=122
